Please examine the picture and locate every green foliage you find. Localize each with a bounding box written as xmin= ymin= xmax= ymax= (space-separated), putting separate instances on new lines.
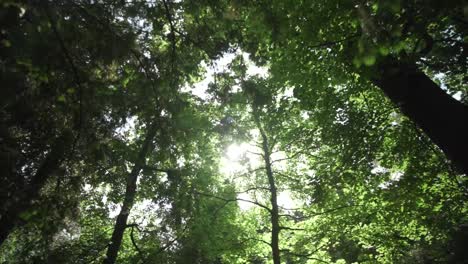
xmin=1 ymin=1 xmax=466 ymax=264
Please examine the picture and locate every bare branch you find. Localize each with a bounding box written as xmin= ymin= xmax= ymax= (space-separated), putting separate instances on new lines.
xmin=235 ymin=186 xmax=270 ymax=194
xmin=246 ymin=150 xmax=264 ymax=157
xmin=279 ymin=226 xmax=306 ymax=231
xmin=195 ymin=191 xmax=272 ymax=212
xmin=249 ymin=237 xmax=272 ymax=247
xmin=278 ymin=205 xmax=304 ymax=211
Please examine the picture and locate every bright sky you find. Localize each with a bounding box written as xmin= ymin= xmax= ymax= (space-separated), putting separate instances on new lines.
xmin=434 ymin=72 xmax=462 ymax=101
xmin=221 ymin=139 xmax=298 ymax=211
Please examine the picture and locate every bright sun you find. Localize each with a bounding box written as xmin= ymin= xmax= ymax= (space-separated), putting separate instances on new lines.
xmin=219 ymin=143 xmax=257 ymax=177
xmin=226 ymin=143 xmax=247 ymax=161
xmin=219 ymin=143 xmax=297 ymax=211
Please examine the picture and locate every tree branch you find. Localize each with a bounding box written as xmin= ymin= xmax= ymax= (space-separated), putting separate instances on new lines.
xmin=161 ymin=0 xmax=177 ymax=85
xmin=195 ymin=191 xmax=272 ymax=212
xmin=129 ymin=225 xmax=145 ymax=262
xmin=279 ymin=226 xmax=305 ymax=231
xmin=43 ymin=5 xmax=83 ymax=152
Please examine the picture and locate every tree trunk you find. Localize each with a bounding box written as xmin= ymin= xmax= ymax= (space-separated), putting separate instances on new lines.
xmin=103 ymin=123 xmax=158 ymax=264
xmin=254 ymin=112 xmax=281 ymax=264
xmin=372 ymin=60 xmax=468 ymax=175
xmin=0 ymin=131 xmax=72 ymax=245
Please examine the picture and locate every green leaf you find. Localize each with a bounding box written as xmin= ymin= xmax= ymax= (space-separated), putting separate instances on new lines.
xmin=379 ymin=46 xmax=390 ymax=56
xmin=362 ymin=55 xmax=376 ymax=66
xmin=57 ymin=95 xmax=66 ymax=102
xmin=19 ymin=210 xmax=36 ymax=221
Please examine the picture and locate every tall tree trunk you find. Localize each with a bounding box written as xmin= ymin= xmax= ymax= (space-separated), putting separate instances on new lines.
xmin=254 ymin=111 xmax=281 ymax=264
xmin=372 ymin=60 xmax=468 ymax=175
xmin=103 ymin=123 xmax=158 ymax=264
xmin=0 ymin=131 xmax=72 ymax=245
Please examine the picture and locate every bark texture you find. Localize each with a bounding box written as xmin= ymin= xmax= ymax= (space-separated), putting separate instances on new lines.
xmin=372 ymin=60 xmax=468 ymax=175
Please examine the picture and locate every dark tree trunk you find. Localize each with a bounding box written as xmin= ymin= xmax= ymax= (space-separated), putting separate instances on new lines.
xmin=103 ymin=123 xmax=158 ymax=264
xmin=372 ymin=60 xmax=468 ymax=175
xmin=254 ymin=112 xmax=281 ymax=264
xmin=0 ymin=132 xmax=71 ymax=245
xmin=263 ymin=146 xmax=281 ymax=264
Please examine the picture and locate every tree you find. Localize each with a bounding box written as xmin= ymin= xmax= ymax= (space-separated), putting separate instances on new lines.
xmin=206 ymin=55 xmax=467 ymax=262
xmin=1 ymin=1 xmax=466 ymax=263
xmin=0 ymin=0 xmax=137 ymax=244
xmin=100 ymin=0 xmax=241 ymax=261
xmin=233 ymin=0 xmax=468 ymax=175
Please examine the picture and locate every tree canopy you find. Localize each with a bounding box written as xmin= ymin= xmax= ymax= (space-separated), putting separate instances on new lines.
xmin=0 ymin=0 xmax=467 ymax=263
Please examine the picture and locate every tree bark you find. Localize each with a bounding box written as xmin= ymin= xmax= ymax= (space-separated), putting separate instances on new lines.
xmin=372 ymin=60 xmax=468 ymax=175
xmin=0 ymin=131 xmax=72 ymax=245
xmin=254 ymin=111 xmax=281 ymax=264
xmin=103 ymin=122 xmax=158 ymax=264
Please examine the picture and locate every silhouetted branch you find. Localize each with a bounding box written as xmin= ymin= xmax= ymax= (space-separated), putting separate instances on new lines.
xmin=43 ymin=5 xmax=83 ymax=154
xmin=129 ymin=225 xmax=145 ymax=262
xmin=195 ymin=191 xmax=272 ymax=212
xmin=279 ymin=204 xmax=357 ymax=220
xmin=279 ymin=226 xmax=305 ymax=231
xmin=235 ymin=187 xmax=270 ymax=194
xmin=161 ymin=0 xmax=177 ymax=84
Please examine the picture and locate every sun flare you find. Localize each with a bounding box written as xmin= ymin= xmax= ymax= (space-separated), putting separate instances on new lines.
xmin=225 ymin=144 xmax=246 ymax=161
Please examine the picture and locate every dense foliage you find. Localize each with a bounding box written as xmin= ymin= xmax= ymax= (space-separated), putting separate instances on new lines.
xmin=0 ymin=0 xmax=466 ymax=263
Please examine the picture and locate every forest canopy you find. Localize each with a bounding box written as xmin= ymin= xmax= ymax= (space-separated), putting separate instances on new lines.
xmin=0 ymin=0 xmax=467 ymax=263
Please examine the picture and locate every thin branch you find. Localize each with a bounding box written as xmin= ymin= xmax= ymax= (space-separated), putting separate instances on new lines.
xmin=270 ymin=144 xmax=319 ymax=164
xmin=230 ymin=167 xmax=266 ymax=180
xmin=248 ymin=237 xmax=272 ymax=247
xmin=142 ymin=166 xmax=171 ymax=173
xmin=211 ymin=200 xmax=231 ymax=221
xmin=70 ymin=2 xmax=160 ymax=96
xmin=161 ymin=0 xmax=177 ymax=85
xmin=246 ymin=150 xmax=264 ymax=157
xmin=279 ymin=133 xmax=305 ymax=152
xmin=83 ymin=243 xmax=111 ymax=264
xmin=195 ymin=191 xmax=272 ymax=212
xmin=278 ymin=213 xmax=308 ymax=221
xmin=279 ymin=226 xmax=306 ymax=231
xmin=234 ymin=186 xmax=270 ymax=194
xmin=129 ymin=225 xmax=145 ymax=262
xmin=281 ymin=249 xmax=330 ymax=263
xmin=43 ymin=5 xmax=83 ymax=152
xmin=278 ymin=205 xmax=303 ymax=211
xmin=280 ymin=243 xmax=330 ymax=263
xmin=272 ymin=170 xmax=302 ymax=184
xmin=129 ymin=49 xmax=160 ymax=96
xmin=279 ymin=204 xmax=357 ymax=220
xmin=154 ymin=224 xmax=189 ymax=255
